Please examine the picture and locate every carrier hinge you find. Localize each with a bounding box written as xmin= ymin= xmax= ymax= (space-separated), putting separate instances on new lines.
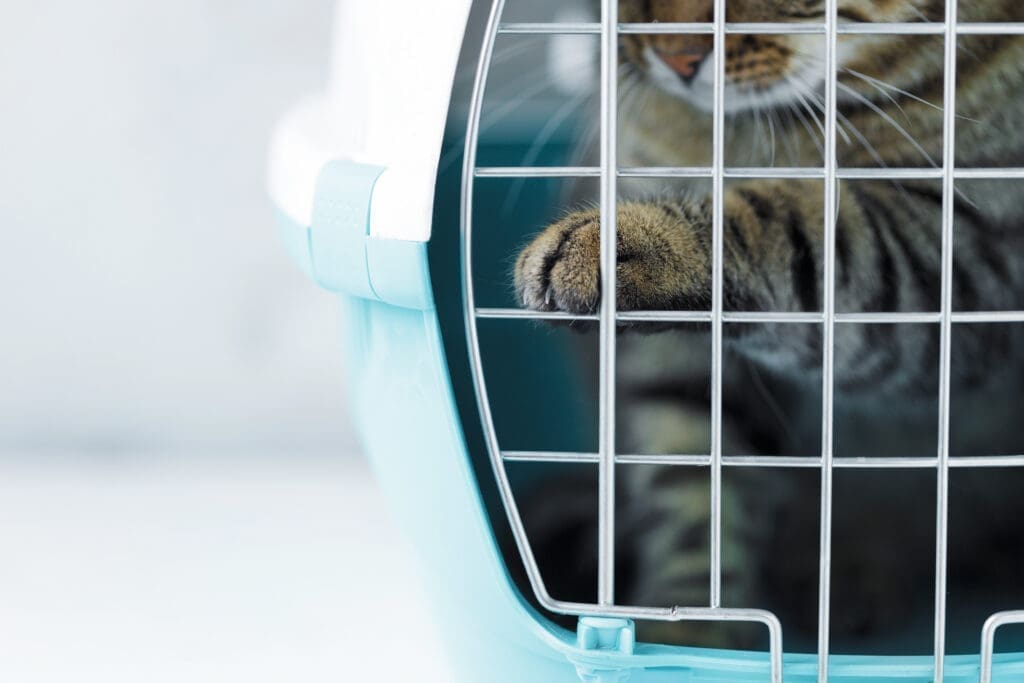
xmin=569 ymin=617 xmax=637 ymax=683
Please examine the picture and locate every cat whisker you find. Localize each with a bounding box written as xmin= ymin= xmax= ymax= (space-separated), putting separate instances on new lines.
xmin=439 ymin=49 xmax=596 ymax=174
xmin=750 ymin=102 xmax=765 ymax=166
xmin=833 ymin=104 xmax=890 ymax=169
xmin=791 ymin=47 xmax=914 ymax=124
xmin=782 ymin=74 xmax=831 ymax=143
xmin=907 ymin=4 xmax=931 ymax=22
xmin=780 ymin=105 xmax=803 ymax=162
xmin=785 ymin=99 xmax=824 ymax=159
xmin=481 ymin=78 xmax=563 ymax=129
xmin=791 ymin=47 xmax=982 ymax=128
xmin=843 ymin=66 xmax=982 ymax=125
xmin=762 ymin=97 xmax=778 ymax=167
xmin=453 ymin=37 xmax=548 ymax=85
xmin=778 ymin=80 xmax=827 ymax=155
xmin=835 ymin=80 xmax=938 ymax=168
xmin=787 ymin=74 xmax=858 ymax=148
xmin=501 ymin=91 xmax=591 ymax=216
xmin=772 ymin=105 xmax=800 ymax=167
xmin=846 ymin=75 xmax=914 ymax=126
xmin=841 ymin=67 xmax=940 ymax=113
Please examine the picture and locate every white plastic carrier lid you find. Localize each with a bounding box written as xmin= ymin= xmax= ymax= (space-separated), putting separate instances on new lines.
xmin=267 ymin=0 xmax=474 ymax=242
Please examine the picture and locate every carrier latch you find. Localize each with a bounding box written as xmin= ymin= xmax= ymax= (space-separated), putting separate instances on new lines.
xmin=301 ymin=159 xmax=433 ymax=310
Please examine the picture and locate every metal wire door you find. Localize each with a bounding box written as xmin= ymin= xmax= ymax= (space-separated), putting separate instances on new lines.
xmin=460 ymin=1 xmax=1024 ymax=681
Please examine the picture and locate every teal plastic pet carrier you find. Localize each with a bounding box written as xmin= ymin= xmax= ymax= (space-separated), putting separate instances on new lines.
xmin=267 ymin=0 xmax=1024 ymax=680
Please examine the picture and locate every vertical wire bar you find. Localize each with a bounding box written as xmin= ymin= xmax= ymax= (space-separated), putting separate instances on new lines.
xmin=597 ymin=0 xmax=619 ymax=607
xmin=934 ymin=0 xmax=960 ymax=679
xmin=708 ymin=0 xmax=727 ymax=612
xmin=817 ymin=0 xmax=839 ymax=678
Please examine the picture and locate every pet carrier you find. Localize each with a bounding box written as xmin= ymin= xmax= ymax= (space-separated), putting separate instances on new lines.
xmin=268 ymin=0 xmax=1024 ymax=680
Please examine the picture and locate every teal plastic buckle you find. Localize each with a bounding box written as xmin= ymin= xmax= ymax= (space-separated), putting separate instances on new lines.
xmin=570 ymin=617 xmax=637 ymax=683
xmin=305 ymin=160 xmax=433 ymax=310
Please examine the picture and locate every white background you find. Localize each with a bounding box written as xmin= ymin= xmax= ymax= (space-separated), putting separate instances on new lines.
xmin=0 ymin=0 xmax=355 ymax=454
xmin=0 ymin=1 xmax=456 ymax=680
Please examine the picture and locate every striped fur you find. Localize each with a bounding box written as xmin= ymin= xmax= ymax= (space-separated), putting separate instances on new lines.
xmin=513 ymin=0 xmax=1024 ymax=648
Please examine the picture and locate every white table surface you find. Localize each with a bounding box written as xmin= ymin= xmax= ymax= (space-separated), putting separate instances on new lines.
xmin=0 ymin=454 xmax=453 ymax=682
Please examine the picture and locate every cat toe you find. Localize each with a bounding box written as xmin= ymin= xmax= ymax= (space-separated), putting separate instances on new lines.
xmin=514 ymin=210 xmax=602 ymax=315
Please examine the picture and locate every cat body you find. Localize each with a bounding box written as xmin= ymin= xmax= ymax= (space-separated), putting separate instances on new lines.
xmin=513 ymin=0 xmax=1024 ymax=648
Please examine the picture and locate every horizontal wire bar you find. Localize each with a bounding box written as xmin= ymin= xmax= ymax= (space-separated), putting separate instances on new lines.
xmin=949 ymin=455 xmax=1024 ymax=468
xmin=722 ymin=22 xmax=825 ymax=34
xmin=618 ymin=454 xmax=715 ymax=466
xmin=477 ymin=308 xmax=1024 ymax=324
xmin=503 ymin=450 xmax=603 ymax=463
xmin=503 ymin=451 xmax=705 ymax=465
xmin=475 ymin=167 xmax=601 ymax=178
xmin=475 ymin=308 xmax=600 ymax=321
xmin=722 ymin=311 xmax=825 ymax=323
xmin=503 ymin=451 xmax=1024 ymax=469
xmin=836 ymin=22 xmax=944 ymax=34
xmin=618 ymin=22 xmax=715 ymax=34
xmin=840 ymin=168 xmax=941 ymax=179
xmin=834 ymin=312 xmax=942 ymax=323
xmin=724 ymin=455 xmax=822 ymax=467
xmin=951 ymin=311 xmax=1024 ymax=323
xmin=496 ymin=22 xmax=1024 ymax=36
xmin=619 ymin=166 xmax=713 ymax=178
xmin=957 ymin=22 xmax=1024 ymax=35
xmin=955 ymin=168 xmax=1024 ymax=179
xmin=723 ymin=167 xmax=826 ymax=179
xmin=836 ymin=456 xmax=938 ymax=468
xmin=496 ymin=22 xmax=601 ymax=34
xmin=617 ymin=310 xmax=712 ymax=322
xmin=504 ymin=452 xmax=715 ymax=466
xmin=477 ymin=166 xmax=1024 ymax=180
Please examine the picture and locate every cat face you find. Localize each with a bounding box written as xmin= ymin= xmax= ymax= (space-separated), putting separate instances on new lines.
xmin=620 ymin=0 xmax=937 ymax=113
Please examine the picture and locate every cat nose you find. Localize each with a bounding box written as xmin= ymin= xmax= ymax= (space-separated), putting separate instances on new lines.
xmin=655 ymin=48 xmax=711 ymax=84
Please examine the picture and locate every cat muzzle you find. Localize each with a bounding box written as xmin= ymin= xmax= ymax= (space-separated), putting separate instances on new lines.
xmin=654 ymin=47 xmax=711 ymax=85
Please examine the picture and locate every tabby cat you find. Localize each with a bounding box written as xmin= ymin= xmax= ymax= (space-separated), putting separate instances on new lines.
xmin=511 ymin=0 xmax=1024 ymax=649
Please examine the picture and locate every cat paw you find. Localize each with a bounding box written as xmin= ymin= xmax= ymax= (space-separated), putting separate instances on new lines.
xmin=513 ymin=203 xmax=710 ymax=315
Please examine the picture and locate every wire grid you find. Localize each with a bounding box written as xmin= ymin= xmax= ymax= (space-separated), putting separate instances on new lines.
xmin=460 ymin=0 xmax=1023 ymax=681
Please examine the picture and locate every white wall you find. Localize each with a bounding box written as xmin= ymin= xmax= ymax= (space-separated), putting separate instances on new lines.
xmin=0 ymin=0 xmax=584 ymax=455
xmin=0 ymin=0 xmax=357 ymax=453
